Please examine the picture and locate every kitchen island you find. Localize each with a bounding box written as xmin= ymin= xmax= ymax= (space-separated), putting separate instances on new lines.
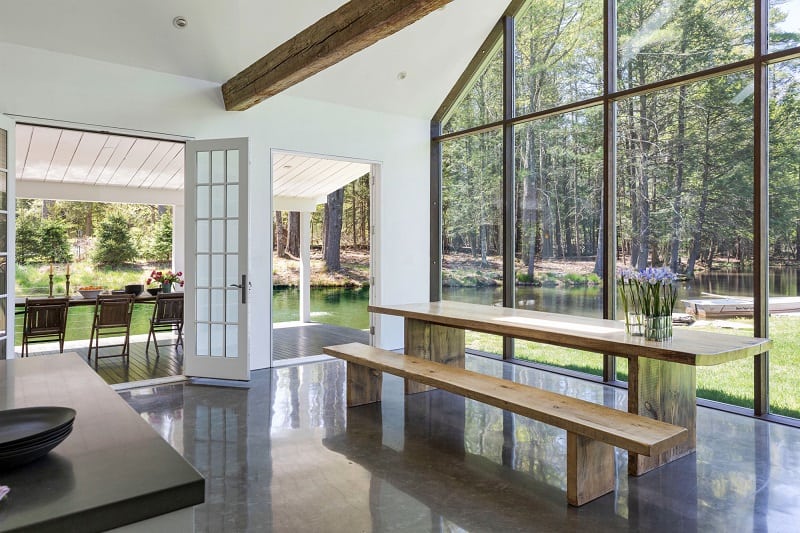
xmin=0 ymin=353 xmax=204 ymax=532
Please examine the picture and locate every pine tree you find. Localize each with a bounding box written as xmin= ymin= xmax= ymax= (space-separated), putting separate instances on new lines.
xmin=92 ymin=214 xmax=136 ymax=266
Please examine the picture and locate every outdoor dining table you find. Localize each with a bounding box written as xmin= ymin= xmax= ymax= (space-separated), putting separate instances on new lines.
xmin=369 ymin=300 xmax=772 ymax=475
xmin=15 ymin=293 xmax=161 ymax=309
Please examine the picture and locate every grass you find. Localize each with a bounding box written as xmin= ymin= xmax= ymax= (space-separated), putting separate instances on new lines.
xmin=16 ymin=262 xmax=162 ymax=297
xmin=465 ymin=316 xmax=800 ymax=419
xmin=14 ymin=262 xmax=162 ymax=347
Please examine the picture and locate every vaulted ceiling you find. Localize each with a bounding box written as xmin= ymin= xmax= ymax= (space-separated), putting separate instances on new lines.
xmin=0 ymin=0 xmax=509 ymax=118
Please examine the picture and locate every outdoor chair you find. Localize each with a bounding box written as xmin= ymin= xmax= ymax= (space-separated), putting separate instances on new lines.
xmin=22 ymin=297 xmax=70 ymax=357
xmin=89 ymin=294 xmax=134 ymax=370
xmin=146 ymin=292 xmax=184 ymax=358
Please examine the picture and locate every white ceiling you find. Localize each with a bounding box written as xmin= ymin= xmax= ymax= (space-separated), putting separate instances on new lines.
xmin=15 ymin=124 xmax=184 ymax=191
xmin=14 ymin=125 xmax=371 ymax=202
xmin=273 ymin=152 xmax=370 ymax=206
xmin=0 ymin=0 xmax=509 ymax=118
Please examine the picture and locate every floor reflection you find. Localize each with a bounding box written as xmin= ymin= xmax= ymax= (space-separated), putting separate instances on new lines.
xmin=120 ymin=356 xmax=800 ymax=532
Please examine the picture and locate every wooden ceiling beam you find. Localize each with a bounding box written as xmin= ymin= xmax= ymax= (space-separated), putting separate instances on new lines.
xmin=222 ymin=0 xmax=453 ymax=111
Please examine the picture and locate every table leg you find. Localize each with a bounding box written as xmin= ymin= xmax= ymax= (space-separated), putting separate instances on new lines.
xmin=628 ymin=357 xmax=697 ymax=476
xmin=404 ymin=318 xmax=465 ymax=395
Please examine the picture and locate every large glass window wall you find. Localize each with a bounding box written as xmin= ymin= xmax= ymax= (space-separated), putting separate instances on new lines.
xmin=433 ymin=0 xmax=800 ymax=421
xmin=442 ymin=130 xmax=504 ymax=357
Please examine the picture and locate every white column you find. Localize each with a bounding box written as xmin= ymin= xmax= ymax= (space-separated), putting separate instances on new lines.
xmin=299 ymin=211 xmax=312 ymax=323
xmin=172 ymin=204 xmax=185 ymax=274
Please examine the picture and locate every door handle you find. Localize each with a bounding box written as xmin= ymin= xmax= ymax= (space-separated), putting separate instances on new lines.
xmin=228 ymin=274 xmax=247 ymax=304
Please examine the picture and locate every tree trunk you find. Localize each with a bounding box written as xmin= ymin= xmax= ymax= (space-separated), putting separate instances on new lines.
xmin=686 ymin=114 xmax=713 ymax=278
xmin=670 ymin=85 xmax=687 ymax=273
xmin=480 ymin=224 xmax=488 ymax=267
xmin=594 ymin=193 xmax=604 ymax=275
xmin=85 ymin=206 xmax=94 ymax=237
xmin=287 ymin=211 xmax=300 ymax=257
xmin=323 ymin=188 xmax=344 ymax=271
xmin=42 ymin=200 xmax=54 ymax=218
xmin=275 ymin=211 xmax=287 ymax=258
xmin=635 ymin=92 xmax=651 ymax=270
xmin=351 ymin=180 xmax=358 ymax=247
xmin=796 ymin=219 xmax=800 ymax=262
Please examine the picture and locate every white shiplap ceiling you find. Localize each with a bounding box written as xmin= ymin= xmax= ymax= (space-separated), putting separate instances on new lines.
xmin=15 ymin=124 xmax=184 ymax=191
xmin=273 ymin=152 xmax=370 ymax=208
xmin=15 ymin=125 xmax=369 ymax=204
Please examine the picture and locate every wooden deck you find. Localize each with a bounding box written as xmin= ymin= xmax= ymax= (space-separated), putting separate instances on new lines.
xmin=16 ymin=332 xmax=184 ymax=386
xmin=273 ymin=322 xmax=370 ymax=361
xmin=16 ymin=323 xmax=368 ymax=385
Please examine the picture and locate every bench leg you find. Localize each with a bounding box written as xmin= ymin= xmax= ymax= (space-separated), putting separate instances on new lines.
xmin=404 ymin=318 xmax=465 ymax=395
xmin=347 ymin=362 xmax=382 ymax=407
xmin=566 ymin=432 xmax=615 ymax=506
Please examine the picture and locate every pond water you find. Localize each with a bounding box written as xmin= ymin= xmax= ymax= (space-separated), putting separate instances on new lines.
xmin=272 ymin=286 xmax=371 ymax=329
xmin=272 ymin=268 xmax=800 ymax=327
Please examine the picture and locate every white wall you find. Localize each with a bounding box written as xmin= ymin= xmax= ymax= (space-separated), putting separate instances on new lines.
xmin=0 ymin=43 xmax=427 ymax=367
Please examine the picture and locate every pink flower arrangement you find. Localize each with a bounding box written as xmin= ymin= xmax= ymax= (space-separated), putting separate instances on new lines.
xmin=147 ymin=270 xmax=185 ymax=287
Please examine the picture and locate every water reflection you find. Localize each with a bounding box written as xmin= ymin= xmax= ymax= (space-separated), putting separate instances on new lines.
xmin=444 ymin=267 xmax=800 ymax=317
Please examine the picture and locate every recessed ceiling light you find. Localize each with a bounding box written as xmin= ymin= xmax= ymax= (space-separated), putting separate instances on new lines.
xmin=173 ymin=16 xmax=188 ymax=29
xmin=397 ymin=71 xmax=407 ymax=80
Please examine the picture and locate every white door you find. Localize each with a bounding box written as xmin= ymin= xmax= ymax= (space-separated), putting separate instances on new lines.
xmin=0 ymin=116 xmax=14 ymax=360
xmin=184 ymin=138 xmax=249 ymax=380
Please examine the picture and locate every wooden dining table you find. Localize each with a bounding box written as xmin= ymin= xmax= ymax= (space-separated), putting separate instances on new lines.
xmin=369 ymin=300 xmax=772 ymax=475
xmin=15 ymin=293 xmax=161 ymax=309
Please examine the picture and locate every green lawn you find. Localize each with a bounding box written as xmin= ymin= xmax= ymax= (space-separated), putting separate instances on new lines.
xmin=15 ymin=263 xmax=161 ymax=346
xmin=465 ymin=317 xmax=800 ymax=419
xmin=16 ymin=263 xmax=161 ymax=298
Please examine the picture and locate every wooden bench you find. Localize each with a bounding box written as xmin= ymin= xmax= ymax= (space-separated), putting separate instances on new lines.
xmin=322 ymin=342 xmax=689 ymax=506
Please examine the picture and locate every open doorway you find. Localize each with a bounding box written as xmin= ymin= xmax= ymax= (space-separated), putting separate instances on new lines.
xmin=12 ymin=123 xmax=187 ymax=386
xmin=271 ymin=150 xmax=375 ymax=364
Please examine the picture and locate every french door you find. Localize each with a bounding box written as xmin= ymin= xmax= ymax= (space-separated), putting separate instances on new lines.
xmin=184 ymin=138 xmax=249 ymax=380
xmin=0 ymin=115 xmax=13 ymax=360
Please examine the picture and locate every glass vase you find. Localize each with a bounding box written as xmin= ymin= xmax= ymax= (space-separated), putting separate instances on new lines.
xmin=625 ymin=312 xmax=644 ymax=336
xmin=645 ymin=315 xmax=672 ymax=341
xmin=161 ymin=282 xmax=172 ymax=294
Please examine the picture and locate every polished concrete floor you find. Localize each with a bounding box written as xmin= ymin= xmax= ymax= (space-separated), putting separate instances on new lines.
xmin=120 ymin=356 xmax=800 ymax=533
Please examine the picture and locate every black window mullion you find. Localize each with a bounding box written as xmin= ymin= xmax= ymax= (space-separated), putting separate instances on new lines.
xmin=601 ymin=0 xmax=618 ymax=382
xmin=502 ymin=14 xmax=516 ymax=360
xmin=754 ymin=0 xmax=769 ymax=415
xmin=430 ymin=120 xmax=443 ymax=303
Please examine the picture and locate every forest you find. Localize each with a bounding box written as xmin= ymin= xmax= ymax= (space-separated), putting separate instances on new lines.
xmin=273 ymin=173 xmax=370 ymax=272
xmin=441 ymin=0 xmax=800 ymax=279
xmin=15 ymin=199 xmax=172 ymax=266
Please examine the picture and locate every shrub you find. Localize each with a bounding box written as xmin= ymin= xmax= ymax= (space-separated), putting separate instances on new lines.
xmin=92 ymin=214 xmax=137 ymax=266
xmin=516 ymin=272 xmax=534 ymax=283
xmin=15 ymin=212 xmax=41 ymax=264
xmin=150 ymin=214 xmax=173 ymax=262
xmin=40 ymin=218 xmax=72 ymax=263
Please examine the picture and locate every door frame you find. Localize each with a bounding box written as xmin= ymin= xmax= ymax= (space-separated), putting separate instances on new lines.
xmin=1 ymin=114 xmax=15 ymax=360
xmin=269 ymin=149 xmax=380 ymax=368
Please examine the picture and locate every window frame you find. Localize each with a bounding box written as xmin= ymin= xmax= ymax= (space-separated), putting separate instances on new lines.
xmin=431 ymin=0 xmax=800 ymax=422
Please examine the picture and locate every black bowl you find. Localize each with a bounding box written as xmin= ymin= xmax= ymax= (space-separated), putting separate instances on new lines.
xmin=146 ymin=287 xmax=161 ymax=296
xmin=125 ymin=284 xmax=144 ymax=296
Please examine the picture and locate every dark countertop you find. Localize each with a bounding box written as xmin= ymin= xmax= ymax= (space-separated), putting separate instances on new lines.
xmin=0 ymin=353 xmax=204 ymax=532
